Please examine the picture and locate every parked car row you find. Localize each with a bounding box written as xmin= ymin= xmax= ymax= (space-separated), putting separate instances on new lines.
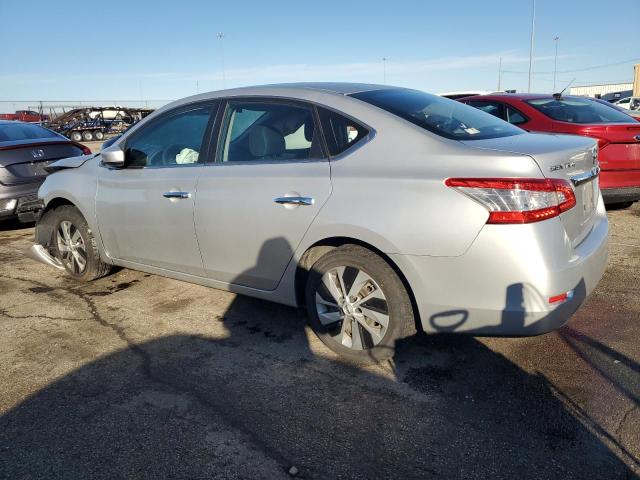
xmin=20 ymin=83 xmax=611 ymax=363
xmin=458 ymin=93 xmax=640 ymax=208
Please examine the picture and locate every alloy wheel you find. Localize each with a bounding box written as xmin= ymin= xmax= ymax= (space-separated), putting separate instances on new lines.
xmin=56 ymin=220 xmax=87 ymax=274
xmin=315 ymin=266 xmax=389 ymax=350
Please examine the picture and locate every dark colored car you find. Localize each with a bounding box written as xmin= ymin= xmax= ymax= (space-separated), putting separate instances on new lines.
xmin=459 ymin=93 xmax=640 ymax=208
xmin=0 ymin=120 xmax=90 ymax=222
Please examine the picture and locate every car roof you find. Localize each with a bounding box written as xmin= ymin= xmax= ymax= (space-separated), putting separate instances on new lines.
xmin=458 ymin=93 xmax=591 ymax=102
xmin=254 ymin=82 xmax=396 ymax=95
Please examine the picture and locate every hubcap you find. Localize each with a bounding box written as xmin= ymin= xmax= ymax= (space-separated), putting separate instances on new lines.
xmin=56 ymin=220 xmax=87 ymax=274
xmin=315 ymin=266 xmax=389 ymax=350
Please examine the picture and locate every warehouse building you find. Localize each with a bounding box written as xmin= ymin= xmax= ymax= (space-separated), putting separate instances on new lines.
xmin=569 ymin=82 xmax=633 ymax=101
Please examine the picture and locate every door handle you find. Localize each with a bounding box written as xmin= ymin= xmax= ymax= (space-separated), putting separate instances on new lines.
xmin=163 ymin=191 xmax=191 ymax=199
xmin=274 ymin=196 xmax=314 ymax=206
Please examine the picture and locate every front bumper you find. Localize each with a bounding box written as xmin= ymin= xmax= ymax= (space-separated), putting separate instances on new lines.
xmin=391 ymin=198 xmax=609 ymax=336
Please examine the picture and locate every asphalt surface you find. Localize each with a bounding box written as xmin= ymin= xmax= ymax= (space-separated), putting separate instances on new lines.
xmin=0 ymin=205 xmax=639 ymax=479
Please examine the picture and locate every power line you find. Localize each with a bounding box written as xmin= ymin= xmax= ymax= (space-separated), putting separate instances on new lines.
xmin=503 ymin=57 xmax=640 ymax=75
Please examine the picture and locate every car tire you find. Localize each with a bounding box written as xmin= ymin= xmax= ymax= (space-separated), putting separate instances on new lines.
xmin=82 ymin=130 xmax=94 ymax=142
xmin=93 ymin=130 xmax=104 ymax=141
xmin=70 ymin=132 xmax=82 ymax=142
xmin=305 ymin=244 xmax=416 ymax=363
xmin=51 ymin=205 xmax=111 ymax=282
xmin=607 ymin=201 xmax=634 ymax=210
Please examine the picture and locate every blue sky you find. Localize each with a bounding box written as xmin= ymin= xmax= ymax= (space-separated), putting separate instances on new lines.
xmin=1 ymin=0 xmax=638 ymax=106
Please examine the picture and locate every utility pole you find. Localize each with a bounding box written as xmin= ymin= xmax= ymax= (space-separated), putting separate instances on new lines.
xmin=382 ymin=57 xmax=387 ymax=84
xmin=527 ymin=0 xmax=536 ymax=93
xmin=217 ymin=32 xmax=227 ymax=89
xmin=553 ymin=36 xmax=560 ymax=92
xmin=497 ymin=56 xmax=502 ymax=91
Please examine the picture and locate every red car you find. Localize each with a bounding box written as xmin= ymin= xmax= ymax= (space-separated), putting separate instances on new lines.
xmin=0 ymin=110 xmax=49 ymax=123
xmin=459 ymin=93 xmax=640 ymax=208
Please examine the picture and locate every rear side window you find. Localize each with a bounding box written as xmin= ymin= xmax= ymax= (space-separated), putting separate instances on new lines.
xmin=505 ymin=105 xmax=528 ymax=125
xmin=468 ymin=101 xmax=503 ymax=119
xmin=0 ymin=123 xmax=59 ymax=142
xmin=317 ymin=108 xmax=369 ymax=156
xmin=352 ymin=89 xmax=523 ymax=140
xmin=526 ymin=97 xmax=633 ymax=124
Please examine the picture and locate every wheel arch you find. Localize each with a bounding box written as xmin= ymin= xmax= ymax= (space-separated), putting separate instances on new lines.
xmin=294 ymin=236 xmax=422 ymax=333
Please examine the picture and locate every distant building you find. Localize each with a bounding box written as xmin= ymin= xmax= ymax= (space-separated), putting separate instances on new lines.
xmin=569 ymin=82 xmax=633 ymax=101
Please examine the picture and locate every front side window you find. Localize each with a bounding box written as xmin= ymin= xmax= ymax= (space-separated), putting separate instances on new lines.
xmin=317 ymin=107 xmax=369 ymax=156
xmin=124 ymin=106 xmax=212 ymax=168
xmin=219 ymin=101 xmax=322 ymax=163
xmin=352 ymin=89 xmax=523 ymax=140
xmin=526 ymin=97 xmax=634 ymax=124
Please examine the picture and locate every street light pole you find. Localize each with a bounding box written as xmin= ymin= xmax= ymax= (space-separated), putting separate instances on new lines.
xmin=553 ymin=36 xmax=560 ymax=92
xmin=497 ymin=56 xmax=502 ymax=91
xmin=217 ymin=32 xmax=226 ymax=89
xmin=382 ymin=57 xmax=387 ymax=84
xmin=527 ymin=0 xmax=536 ymax=93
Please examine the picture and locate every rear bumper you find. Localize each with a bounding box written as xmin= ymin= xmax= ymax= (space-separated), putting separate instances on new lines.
xmin=391 ymin=197 xmax=609 ymax=336
xmin=0 ymin=182 xmax=42 ymax=222
xmin=601 ymin=186 xmax=640 ymax=204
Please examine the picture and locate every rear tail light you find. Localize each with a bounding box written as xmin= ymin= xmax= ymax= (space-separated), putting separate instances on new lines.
xmin=445 ymin=177 xmax=577 ymax=224
xmin=549 ymin=290 xmax=574 ymax=304
xmin=72 ymin=142 xmax=92 ymax=155
xmin=595 ymin=137 xmax=609 ymax=149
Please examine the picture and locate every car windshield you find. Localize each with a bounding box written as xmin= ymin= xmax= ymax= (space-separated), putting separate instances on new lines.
xmin=350 ymin=89 xmax=524 ymax=140
xmin=526 ymin=97 xmax=634 ymax=124
xmin=0 ymin=123 xmax=59 ymax=142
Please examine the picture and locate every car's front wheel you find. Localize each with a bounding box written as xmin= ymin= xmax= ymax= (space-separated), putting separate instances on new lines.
xmin=305 ymin=245 xmax=415 ymax=363
xmin=51 ymin=205 xmax=111 ymax=281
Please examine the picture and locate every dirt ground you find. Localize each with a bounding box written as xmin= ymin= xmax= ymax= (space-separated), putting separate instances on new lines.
xmin=0 ymin=205 xmax=638 ymax=479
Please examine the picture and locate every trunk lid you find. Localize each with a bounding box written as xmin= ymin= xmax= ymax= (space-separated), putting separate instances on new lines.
xmin=0 ymin=141 xmax=85 ymax=185
xmin=556 ymin=123 xmax=640 ymax=171
xmin=461 ymin=132 xmax=599 ymax=247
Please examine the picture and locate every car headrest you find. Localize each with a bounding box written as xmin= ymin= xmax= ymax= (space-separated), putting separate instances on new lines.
xmin=249 ymin=125 xmax=285 ymax=158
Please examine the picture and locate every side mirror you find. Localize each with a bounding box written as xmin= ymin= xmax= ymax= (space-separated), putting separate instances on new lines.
xmin=101 ymin=144 xmax=125 ymax=168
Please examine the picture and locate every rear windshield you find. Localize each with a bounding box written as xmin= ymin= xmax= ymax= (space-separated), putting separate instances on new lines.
xmin=350 ymin=89 xmax=524 ymax=140
xmin=0 ymin=123 xmax=60 ymax=142
xmin=526 ymin=97 xmax=634 ymax=124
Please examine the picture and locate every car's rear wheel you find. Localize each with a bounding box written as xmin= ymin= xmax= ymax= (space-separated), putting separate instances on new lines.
xmin=51 ymin=205 xmax=111 ymax=281
xmin=82 ymin=130 xmax=93 ymax=141
xmin=305 ymin=245 xmax=415 ymax=363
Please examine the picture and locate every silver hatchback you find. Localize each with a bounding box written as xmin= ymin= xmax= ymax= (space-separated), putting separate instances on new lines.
xmin=28 ymin=83 xmax=608 ymax=362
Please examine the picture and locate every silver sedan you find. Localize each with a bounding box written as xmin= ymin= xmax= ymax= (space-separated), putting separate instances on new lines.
xmin=28 ymin=83 xmax=608 ymax=362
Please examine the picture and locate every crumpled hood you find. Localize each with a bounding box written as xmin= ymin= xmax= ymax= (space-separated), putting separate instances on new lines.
xmin=45 ymin=153 xmax=98 ymax=172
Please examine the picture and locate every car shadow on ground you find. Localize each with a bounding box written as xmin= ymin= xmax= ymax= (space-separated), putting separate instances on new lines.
xmin=2 ymin=242 xmax=638 ymax=479
xmin=0 ymin=219 xmax=33 ymax=232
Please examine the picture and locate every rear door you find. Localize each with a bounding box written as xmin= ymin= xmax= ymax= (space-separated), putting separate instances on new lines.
xmin=194 ymin=98 xmax=332 ymax=290
xmin=96 ymin=102 xmax=217 ymax=275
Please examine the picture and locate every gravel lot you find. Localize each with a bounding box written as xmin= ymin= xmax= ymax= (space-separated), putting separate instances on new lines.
xmin=0 ymin=205 xmax=638 ymax=479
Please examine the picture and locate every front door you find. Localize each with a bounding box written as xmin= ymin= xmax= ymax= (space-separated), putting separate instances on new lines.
xmin=96 ymin=103 xmax=215 ymax=275
xmin=195 ymin=99 xmax=332 ymax=290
